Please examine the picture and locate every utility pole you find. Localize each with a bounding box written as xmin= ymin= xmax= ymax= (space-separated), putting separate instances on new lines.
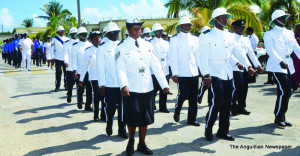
xmin=77 ymin=0 xmax=81 ymax=27
xmin=1 ymin=24 xmax=3 ymax=33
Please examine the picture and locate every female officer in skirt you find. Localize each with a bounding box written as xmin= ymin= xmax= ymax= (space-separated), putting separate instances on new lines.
xmin=115 ymin=17 xmax=169 ymax=155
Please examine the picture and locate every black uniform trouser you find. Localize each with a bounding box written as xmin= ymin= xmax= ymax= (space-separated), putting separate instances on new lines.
xmin=232 ymin=70 xmax=249 ymax=110
xmin=104 ymin=87 xmax=125 ymax=133
xmin=77 ymin=73 xmax=92 ymax=106
xmin=90 ymin=80 xmax=105 ymax=119
xmin=267 ymin=72 xmax=275 ymax=83
xmin=55 ymin=60 xmax=66 ymax=89
xmin=175 ymin=76 xmax=199 ymax=123
xmin=66 ymin=71 xmax=75 ymax=97
xmin=36 ymin=48 xmax=42 ymax=66
xmin=206 ymin=77 xmax=233 ymax=135
xmin=17 ymin=51 xmax=22 ymax=67
xmin=152 ymin=75 xmax=168 ymax=110
xmin=272 ymin=72 xmax=292 ymax=121
xmin=12 ymin=50 xmax=17 ymax=67
xmin=4 ymin=53 xmax=7 ymax=63
xmin=197 ymin=80 xmax=213 ymax=104
xmin=8 ymin=53 xmax=11 ymax=65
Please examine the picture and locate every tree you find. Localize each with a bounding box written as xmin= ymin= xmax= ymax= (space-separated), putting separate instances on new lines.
xmin=22 ymin=18 xmax=33 ymax=28
xmin=164 ymin=0 xmax=185 ymax=18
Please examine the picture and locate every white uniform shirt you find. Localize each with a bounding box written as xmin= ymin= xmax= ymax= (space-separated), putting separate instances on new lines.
xmin=102 ymin=37 xmax=109 ymax=43
xmin=52 ymin=36 xmax=69 ymax=61
xmin=80 ymin=45 xmax=98 ymax=81
xmin=115 ymin=37 xmax=169 ymax=93
xmin=63 ymin=39 xmax=78 ymax=71
xmin=19 ymin=38 xmax=33 ymax=54
xmin=199 ymin=27 xmax=250 ymax=80
xmin=263 ymin=26 xmax=300 ymax=74
xmin=232 ymin=33 xmax=260 ymax=72
xmin=144 ymin=36 xmax=152 ymax=41
xmin=44 ymin=41 xmax=53 ymax=60
xmin=249 ymin=33 xmax=259 ymax=51
xmin=169 ymin=32 xmax=200 ymax=77
xmin=97 ymin=39 xmax=120 ymax=87
xmin=71 ymin=41 xmax=92 ymax=74
xmin=150 ymin=37 xmax=170 ymax=76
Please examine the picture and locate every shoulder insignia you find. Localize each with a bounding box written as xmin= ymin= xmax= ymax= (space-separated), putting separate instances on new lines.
xmin=172 ymin=34 xmax=178 ymax=38
xmin=117 ymin=40 xmax=124 ymax=46
xmin=72 ymin=42 xmax=78 ymax=45
xmin=115 ymin=51 xmax=120 ymax=60
xmin=148 ymin=38 xmax=153 ymax=42
xmin=203 ymin=29 xmax=211 ymax=34
xmin=65 ymin=40 xmax=70 ymax=43
xmin=99 ymin=42 xmax=106 ymax=46
xmin=85 ymin=46 xmax=92 ymax=50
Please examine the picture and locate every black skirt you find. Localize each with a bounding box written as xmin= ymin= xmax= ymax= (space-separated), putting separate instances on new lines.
xmin=123 ymin=91 xmax=154 ymax=127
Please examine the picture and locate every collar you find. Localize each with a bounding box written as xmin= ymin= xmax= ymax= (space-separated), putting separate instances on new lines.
xmin=127 ymin=36 xmax=141 ymax=44
xmin=234 ymin=33 xmax=242 ymax=39
xmin=274 ymin=25 xmax=284 ymax=31
xmin=212 ymin=27 xmax=225 ymax=33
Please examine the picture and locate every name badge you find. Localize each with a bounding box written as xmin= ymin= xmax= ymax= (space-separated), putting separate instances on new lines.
xmin=161 ymin=58 xmax=165 ymax=62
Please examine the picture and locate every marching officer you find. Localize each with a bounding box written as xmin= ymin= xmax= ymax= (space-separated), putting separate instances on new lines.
xmin=71 ymin=27 xmax=93 ymax=111
xmin=97 ymin=22 xmax=127 ymax=138
xmin=13 ymin=34 xmax=20 ymax=68
xmin=44 ymin=36 xmax=53 ymax=69
xmin=52 ymin=26 xmax=69 ymax=91
xmin=231 ymin=20 xmax=264 ymax=116
xmin=63 ymin=27 xmax=78 ymax=103
xmin=149 ymin=22 xmax=170 ymax=113
xmin=115 ymin=17 xmax=169 ymax=155
xmin=34 ymin=36 xmax=44 ymax=67
xmin=142 ymin=27 xmax=152 ymax=41
xmin=263 ymin=10 xmax=300 ymax=127
xmin=169 ymin=16 xmax=201 ymax=126
xmin=19 ymin=32 xmax=34 ymax=71
xmin=199 ymin=8 xmax=255 ymax=141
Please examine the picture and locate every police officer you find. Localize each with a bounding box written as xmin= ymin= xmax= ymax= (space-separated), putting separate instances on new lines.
xmin=79 ymin=31 xmax=103 ymax=120
xmin=231 ymin=20 xmax=264 ymax=116
xmin=142 ymin=27 xmax=152 ymax=41
xmin=199 ymin=8 xmax=255 ymax=141
xmin=263 ymin=10 xmax=300 ymax=127
xmin=115 ymin=17 xmax=169 ymax=155
xmin=18 ymin=34 xmax=25 ymax=67
xmin=44 ymin=36 xmax=53 ymax=69
xmin=169 ymin=16 xmax=200 ymax=126
xmin=71 ymin=27 xmax=93 ymax=111
xmin=13 ymin=35 xmax=20 ymax=68
xmin=19 ymin=32 xmax=34 ymax=71
xmin=63 ymin=27 xmax=78 ymax=103
xmin=34 ymin=36 xmax=44 ymax=67
xmin=97 ymin=22 xmax=127 ymax=138
xmin=149 ymin=22 xmax=170 ymax=113
xmin=101 ymin=26 xmax=109 ymax=43
xmin=52 ymin=26 xmax=69 ymax=91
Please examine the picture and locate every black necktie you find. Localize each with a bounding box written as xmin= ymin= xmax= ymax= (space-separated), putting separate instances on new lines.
xmin=135 ymin=40 xmax=139 ymax=48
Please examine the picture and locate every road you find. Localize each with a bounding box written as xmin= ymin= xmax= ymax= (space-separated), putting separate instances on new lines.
xmin=0 ymin=59 xmax=300 ymax=155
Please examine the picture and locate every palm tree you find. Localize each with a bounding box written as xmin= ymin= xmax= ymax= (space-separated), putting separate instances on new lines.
xmin=164 ymin=0 xmax=185 ymax=18
xmin=22 ymin=18 xmax=33 ymax=28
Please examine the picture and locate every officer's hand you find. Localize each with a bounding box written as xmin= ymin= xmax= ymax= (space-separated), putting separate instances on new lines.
xmin=172 ymin=75 xmax=178 ymax=83
xmin=73 ymin=72 xmax=78 ymax=79
xmin=257 ymin=66 xmax=264 ymax=74
xmin=280 ymin=61 xmax=288 ymax=69
xmin=203 ymin=74 xmax=211 ymax=88
xmin=65 ymin=63 xmax=69 ymax=68
xmin=78 ymin=81 xmax=83 ymax=87
xmin=99 ymin=87 xmax=105 ymax=96
xmin=121 ymin=86 xmax=130 ymax=96
xmin=237 ymin=63 xmax=244 ymax=70
xmin=163 ymin=88 xmax=169 ymax=94
xmin=248 ymin=67 xmax=256 ymax=76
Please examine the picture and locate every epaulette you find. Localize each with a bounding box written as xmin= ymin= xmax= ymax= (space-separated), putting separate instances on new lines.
xmin=172 ymin=34 xmax=178 ymax=38
xmin=148 ymin=38 xmax=153 ymax=42
xmin=65 ymin=40 xmax=70 ymax=43
xmin=203 ymin=29 xmax=211 ymax=34
xmin=73 ymin=42 xmax=78 ymax=45
xmin=99 ymin=42 xmax=106 ymax=46
xmin=117 ymin=40 xmax=124 ymax=46
xmin=85 ymin=46 xmax=92 ymax=50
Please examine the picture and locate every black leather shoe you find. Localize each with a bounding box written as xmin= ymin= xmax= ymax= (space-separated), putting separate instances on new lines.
xmin=173 ymin=112 xmax=180 ymax=122
xmin=94 ymin=115 xmax=99 ymax=122
xmin=137 ymin=142 xmax=153 ymax=155
xmin=237 ymin=109 xmax=250 ymax=115
xmin=197 ymin=95 xmax=202 ymax=104
xmin=106 ymin=124 xmax=112 ymax=136
xmin=231 ymin=109 xmax=237 ymax=116
xmin=54 ymin=88 xmax=59 ymax=92
xmin=118 ymin=131 xmax=128 ymax=139
xmin=216 ymin=133 xmax=235 ymax=141
xmin=285 ymin=121 xmax=292 ymax=127
xmin=85 ymin=106 xmax=93 ymax=112
xmin=77 ymin=102 xmax=83 ymax=109
xmin=126 ymin=139 xmax=134 ymax=156
xmin=274 ymin=120 xmax=286 ymax=127
xmin=159 ymin=109 xmax=170 ymax=113
xmin=67 ymin=96 xmax=71 ymax=103
xmin=205 ymin=128 xmax=213 ymax=141
xmin=188 ymin=122 xmax=200 ymax=127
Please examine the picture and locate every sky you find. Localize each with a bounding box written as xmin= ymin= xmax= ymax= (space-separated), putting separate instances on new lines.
xmin=0 ymin=0 xmax=260 ymax=32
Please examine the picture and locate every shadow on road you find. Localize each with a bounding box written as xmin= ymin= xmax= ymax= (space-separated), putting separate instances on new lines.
xmin=14 ymin=103 xmax=72 ymax=114
xmin=259 ymin=88 xmax=277 ymax=96
xmin=11 ymin=90 xmax=54 ymax=98
xmin=265 ymin=146 xmax=300 ymax=155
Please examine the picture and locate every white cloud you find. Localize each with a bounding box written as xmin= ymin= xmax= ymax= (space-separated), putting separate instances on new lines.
xmin=120 ymin=0 xmax=168 ymax=19
xmin=0 ymin=8 xmax=15 ymax=31
xmin=82 ymin=5 xmax=120 ymax=24
xmin=32 ymin=13 xmax=47 ymax=27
